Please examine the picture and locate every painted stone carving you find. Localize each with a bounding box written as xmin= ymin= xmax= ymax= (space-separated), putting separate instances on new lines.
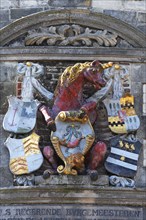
xmin=2 ymin=62 xmax=58 ymax=180
xmin=109 ymin=176 xmax=135 ymax=188
xmin=3 ymin=96 xmax=39 ymax=133
xmin=39 ymin=60 xmax=110 ymax=175
xmin=2 ymin=60 xmax=142 ymax=184
xmin=103 ymin=64 xmax=140 ymax=134
xmin=39 ymin=60 xmax=110 ymax=128
xmin=86 ymin=141 xmax=107 ymax=170
xmin=14 ymin=174 xmax=35 ymax=186
xmin=105 ymin=135 xmax=142 ymax=178
xmin=5 ymin=133 xmax=43 ymax=175
xmin=51 ymin=111 xmax=95 ymax=175
xmin=119 ymin=94 xmax=140 ymax=132
xmin=2 ymin=62 xmax=48 ymax=178
xmin=3 ymin=62 xmax=51 ymax=133
xmin=104 ymin=94 xmax=140 ymax=134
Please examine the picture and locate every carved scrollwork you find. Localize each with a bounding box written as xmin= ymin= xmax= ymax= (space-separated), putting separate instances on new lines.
xmin=25 ymin=24 xmax=118 ymax=47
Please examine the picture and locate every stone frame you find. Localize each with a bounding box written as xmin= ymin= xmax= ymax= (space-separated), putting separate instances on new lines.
xmin=0 ymin=8 xmax=146 ymax=62
xmin=0 ymin=8 xmax=146 ymax=211
xmin=0 ymin=184 xmax=146 ymax=206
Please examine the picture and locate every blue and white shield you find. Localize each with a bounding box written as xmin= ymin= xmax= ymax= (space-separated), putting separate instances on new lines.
xmin=105 ymin=136 xmax=142 ymax=177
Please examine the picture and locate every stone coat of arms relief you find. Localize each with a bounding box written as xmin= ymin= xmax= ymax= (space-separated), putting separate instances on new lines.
xmin=3 ymin=60 xmax=142 ymax=187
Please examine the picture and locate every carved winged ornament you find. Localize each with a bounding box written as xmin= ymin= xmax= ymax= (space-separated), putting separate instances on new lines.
xmin=25 ymin=24 xmax=118 ymax=47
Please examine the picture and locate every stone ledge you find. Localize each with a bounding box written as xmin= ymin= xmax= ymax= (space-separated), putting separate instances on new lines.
xmin=35 ymin=175 xmax=109 ymax=186
xmin=0 ymin=175 xmax=146 ymax=206
xmin=0 ymin=47 xmax=146 ymax=63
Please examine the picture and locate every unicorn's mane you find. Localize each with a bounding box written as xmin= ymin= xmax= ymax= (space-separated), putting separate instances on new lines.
xmin=54 ymin=61 xmax=91 ymax=98
xmin=61 ymin=62 xmax=91 ymax=85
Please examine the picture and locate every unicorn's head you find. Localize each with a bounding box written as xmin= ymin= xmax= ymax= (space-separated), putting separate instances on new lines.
xmin=83 ymin=60 xmax=106 ymax=90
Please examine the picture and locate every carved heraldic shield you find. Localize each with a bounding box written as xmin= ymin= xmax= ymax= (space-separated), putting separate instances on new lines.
xmin=51 ymin=111 xmax=95 ymax=175
xmin=3 ymin=96 xmax=39 ymax=133
xmin=105 ymin=136 xmax=142 ymax=177
xmin=5 ymin=133 xmax=43 ymax=175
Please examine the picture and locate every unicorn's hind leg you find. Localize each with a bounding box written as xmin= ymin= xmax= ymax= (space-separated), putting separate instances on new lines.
xmin=86 ymin=141 xmax=107 ymax=180
xmin=43 ymin=146 xmax=58 ymax=178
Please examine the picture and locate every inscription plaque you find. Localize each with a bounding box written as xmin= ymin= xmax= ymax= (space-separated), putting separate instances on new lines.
xmin=0 ymin=205 xmax=143 ymax=220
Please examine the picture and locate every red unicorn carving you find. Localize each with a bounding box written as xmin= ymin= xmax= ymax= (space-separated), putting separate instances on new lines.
xmin=40 ymin=60 xmax=107 ymax=127
xmin=40 ymin=60 xmax=110 ymax=177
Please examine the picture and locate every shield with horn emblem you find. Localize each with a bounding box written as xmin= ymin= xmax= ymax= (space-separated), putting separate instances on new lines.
xmin=5 ymin=132 xmax=43 ymax=175
xmin=105 ymin=136 xmax=142 ymax=177
xmin=51 ymin=111 xmax=95 ymax=175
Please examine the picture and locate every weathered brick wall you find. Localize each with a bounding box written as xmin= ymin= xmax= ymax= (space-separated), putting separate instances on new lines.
xmin=92 ymin=0 xmax=146 ymax=35
xmin=0 ymin=0 xmax=90 ymax=28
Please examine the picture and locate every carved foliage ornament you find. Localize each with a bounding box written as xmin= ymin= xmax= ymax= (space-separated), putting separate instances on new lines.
xmin=25 ymin=24 xmax=118 ymax=47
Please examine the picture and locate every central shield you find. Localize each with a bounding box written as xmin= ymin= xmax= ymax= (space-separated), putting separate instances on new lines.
xmin=51 ymin=111 xmax=95 ymax=175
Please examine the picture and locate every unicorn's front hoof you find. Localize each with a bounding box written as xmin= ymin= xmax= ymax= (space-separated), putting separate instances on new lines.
xmin=43 ymin=170 xmax=51 ymax=179
xmin=88 ymin=170 xmax=98 ymax=181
